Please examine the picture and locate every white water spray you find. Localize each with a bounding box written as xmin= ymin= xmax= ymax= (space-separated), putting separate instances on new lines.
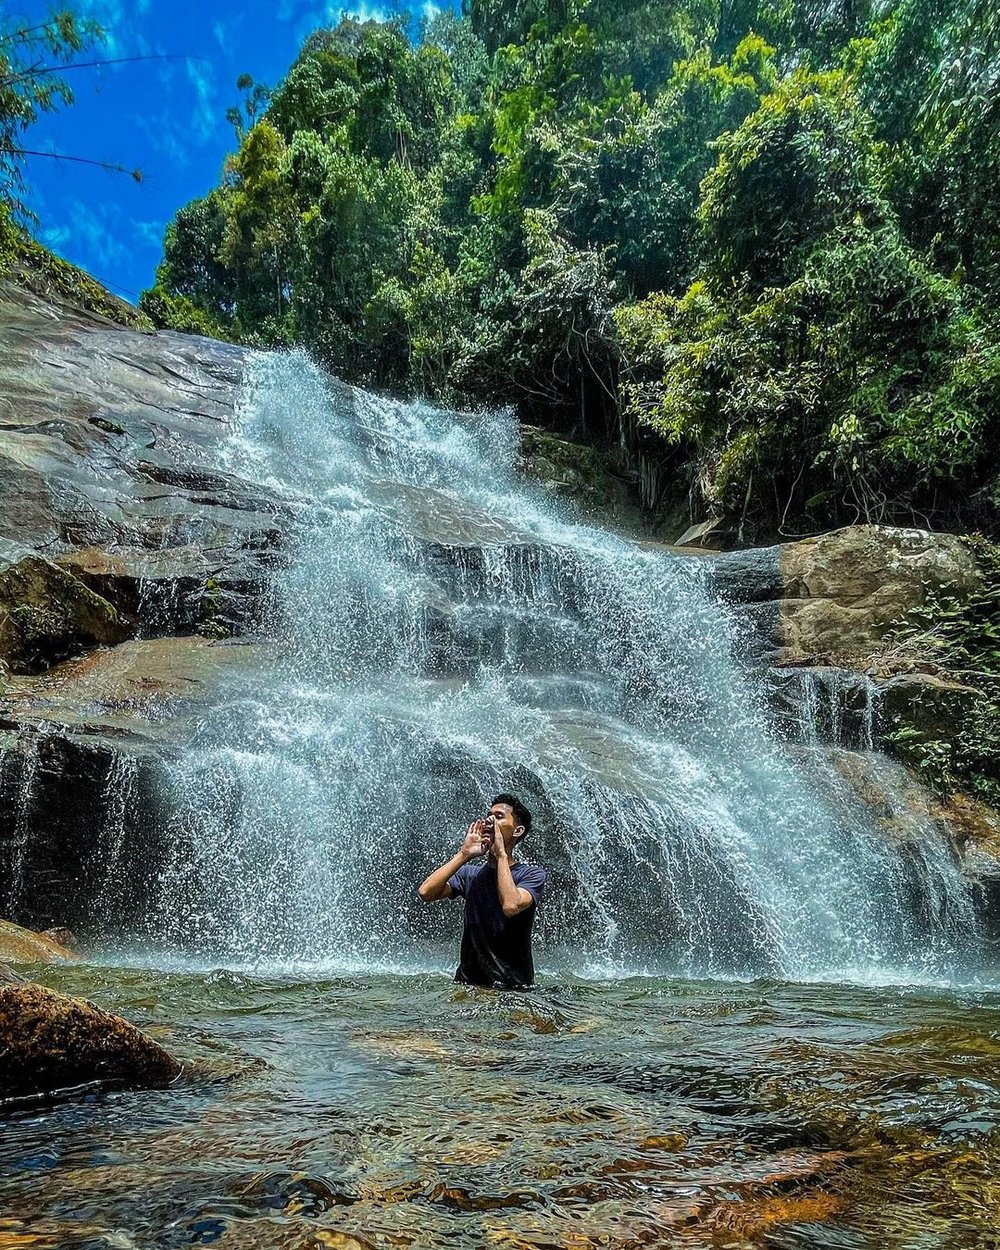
xmin=144 ymin=351 xmax=979 ymax=982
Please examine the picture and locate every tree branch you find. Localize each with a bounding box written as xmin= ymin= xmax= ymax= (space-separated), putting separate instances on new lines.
xmin=7 ymin=148 xmax=142 ymax=180
xmin=0 ymin=54 xmax=195 ymax=89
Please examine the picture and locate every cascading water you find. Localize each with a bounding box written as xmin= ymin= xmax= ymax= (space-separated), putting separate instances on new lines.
xmin=139 ymin=350 xmax=979 ymax=982
xmin=0 ymin=732 xmax=42 ymax=920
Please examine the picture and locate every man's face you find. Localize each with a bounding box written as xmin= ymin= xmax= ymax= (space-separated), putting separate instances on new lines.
xmin=489 ymin=802 xmax=522 ymax=848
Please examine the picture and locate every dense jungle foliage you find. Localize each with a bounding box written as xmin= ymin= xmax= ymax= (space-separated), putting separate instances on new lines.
xmin=136 ymin=2 xmax=1000 ymax=536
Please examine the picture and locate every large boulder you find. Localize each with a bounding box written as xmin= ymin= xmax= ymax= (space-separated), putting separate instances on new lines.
xmin=0 ymin=548 xmax=129 ymax=674
xmin=0 ymin=980 xmax=180 ymax=1100
xmin=713 ymin=526 xmax=981 ymax=665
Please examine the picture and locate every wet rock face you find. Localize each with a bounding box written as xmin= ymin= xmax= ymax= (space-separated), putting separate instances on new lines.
xmin=0 ymin=638 xmax=266 ymax=935
xmin=765 ymin=665 xmax=885 ymax=754
xmin=711 ymin=526 xmax=1000 ymax=888
xmin=0 ymin=730 xmax=166 ymax=935
xmin=0 ymin=281 xmax=286 ymax=646
xmin=0 ymin=547 xmax=130 ymax=673
xmin=0 ymin=981 xmax=180 ymax=1102
xmin=0 ymin=282 xmax=280 ymax=931
xmin=713 ymin=525 xmax=981 ymax=665
xmin=0 ymin=918 xmax=79 ymax=965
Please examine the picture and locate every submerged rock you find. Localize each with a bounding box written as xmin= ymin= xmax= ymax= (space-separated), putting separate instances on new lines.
xmin=0 ymin=980 xmax=181 ymax=1101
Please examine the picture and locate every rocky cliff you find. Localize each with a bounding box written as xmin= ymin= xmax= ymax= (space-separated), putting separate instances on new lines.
xmin=713 ymin=526 xmax=1000 ymax=927
xmin=1 ymin=277 xmax=997 ymax=946
xmin=0 ymin=281 xmax=277 ymax=934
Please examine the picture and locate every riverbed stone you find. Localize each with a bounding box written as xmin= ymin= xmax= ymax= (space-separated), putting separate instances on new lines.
xmin=0 ymin=920 xmax=79 ymax=965
xmin=0 ymin=980 xmax=181 ymax=1100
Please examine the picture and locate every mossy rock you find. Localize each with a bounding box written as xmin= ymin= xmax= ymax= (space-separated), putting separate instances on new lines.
xmin=518 ymin=425 xmax=645 ymax=531
xmin=0 ymin=551 xmax=130 ymax=674
xmin=0 ymin=215 xmax=151 ymax=332
xmin=0 ymin=980 xmax=181 ymax=1101
xmin=880 ymin=673 xmax=983 ymax=745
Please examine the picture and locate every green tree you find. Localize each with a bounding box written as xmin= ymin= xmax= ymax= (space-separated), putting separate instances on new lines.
xmin=617 ymin=72 xmax=1000 ymax=534
xmin=226 ymin=73 xmax=272 ymax=141
xmin=140 ymin=2 xmax=1000 ymax=538
xmin=0 ymin=10 xmax=104 ymax=224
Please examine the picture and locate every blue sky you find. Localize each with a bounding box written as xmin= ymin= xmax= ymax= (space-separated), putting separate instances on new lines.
xmin=14 ymin=0 xmax=449 ymax=302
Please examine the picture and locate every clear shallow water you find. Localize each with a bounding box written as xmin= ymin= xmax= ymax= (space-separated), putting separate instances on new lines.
xmin=5 ymin=964 xmax=1000 ymax=1248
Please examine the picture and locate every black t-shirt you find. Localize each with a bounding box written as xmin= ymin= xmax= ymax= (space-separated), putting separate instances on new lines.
xmin=447 ymin=860 xmax=547 ymax=989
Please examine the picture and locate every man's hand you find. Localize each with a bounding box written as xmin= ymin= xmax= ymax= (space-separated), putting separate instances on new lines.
xmin=419 ymin=825 xmax=482 ymax=903
xmin=461 ymin=820 xmax=489 ymax=862
xmin=418 ymin=817 xmax=497 ymax=904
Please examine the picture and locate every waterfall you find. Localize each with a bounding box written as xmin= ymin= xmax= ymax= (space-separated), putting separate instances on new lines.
xmin=139 ymin=351 xmax=979 ymax=982
xmin=0 ymin=732 xmax=42 ymax=920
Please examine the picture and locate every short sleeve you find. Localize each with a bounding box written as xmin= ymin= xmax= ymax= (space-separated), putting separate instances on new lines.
xmin=516 ymin=864 xmax=547 ymax=905
xmin=447 ymin=864 xmax=471 ymax=897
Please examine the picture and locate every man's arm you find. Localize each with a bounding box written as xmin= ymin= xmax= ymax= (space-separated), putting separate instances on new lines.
xmin=493 ymin=841 xmax=535 ymax=917
xmin=417 ymin=822 xmax=486 ymax=902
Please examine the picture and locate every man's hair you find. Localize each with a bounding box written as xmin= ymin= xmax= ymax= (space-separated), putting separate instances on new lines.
xmin=492 ymin=793 xmax=533 ymax=840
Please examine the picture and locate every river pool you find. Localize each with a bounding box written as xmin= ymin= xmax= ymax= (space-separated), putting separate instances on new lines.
xmin=3 ymin=964 xmax=1000 ymax=1248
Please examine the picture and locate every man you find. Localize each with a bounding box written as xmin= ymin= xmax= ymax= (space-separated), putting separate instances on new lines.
xmin=417 ymin=793 xmax=546 ymax=989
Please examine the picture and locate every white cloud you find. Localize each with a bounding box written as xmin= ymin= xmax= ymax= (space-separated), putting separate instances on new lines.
xmin=40 ymin=224 xmax=72 ymax=250
xmin=185 ymin=57 xmax=219 ymax=143
xmin=133 ymin=218 xmax=165 ymax=249
xmin=135 ymin=112 xmax=190 ymax=172
xmin=338 ymin=3 xmax=390 ymax=20
xmin=213 ymin=14 xmax=246 ymax=55
xmin=72 ymin=0 xmax=128 ymax=57
xmin=49 ymin=198 xmax=130 ymax=277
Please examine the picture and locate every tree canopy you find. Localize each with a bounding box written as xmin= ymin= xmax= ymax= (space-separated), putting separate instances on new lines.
xmin=142 ymin=0 xmax=1000 ymax=539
